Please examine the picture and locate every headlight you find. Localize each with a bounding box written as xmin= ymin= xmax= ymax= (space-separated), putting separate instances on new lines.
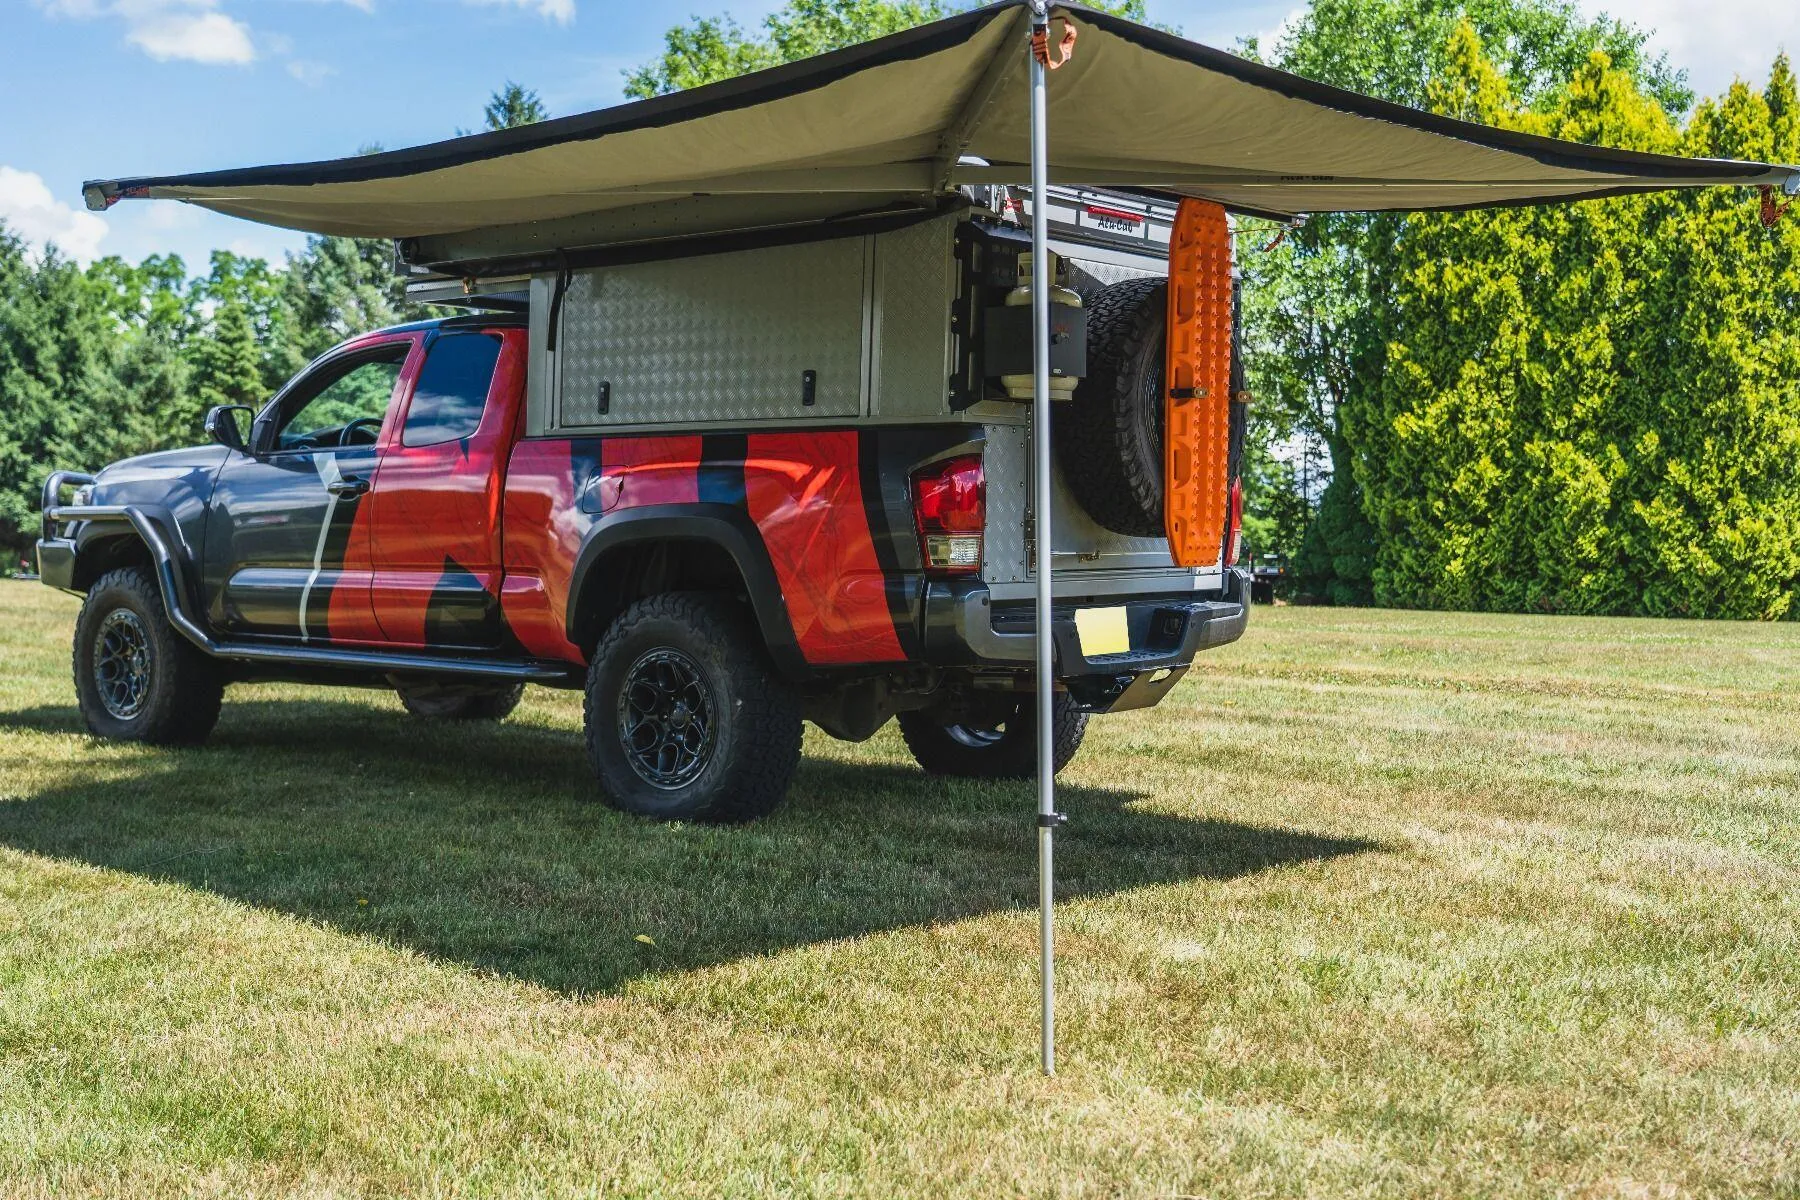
xmin=71 ymin=485 xmax=94 ymax=507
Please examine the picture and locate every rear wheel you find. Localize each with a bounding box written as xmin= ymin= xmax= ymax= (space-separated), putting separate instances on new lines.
xmin=73 ymin=566 xmax=224 ymax=745
xmin=583 ymin=592 xmax=802 ymax=823
xmin=898 ymin=693 xmax=1087 ymax=780
xmin=395 ymin=682 xmax=524 ymax=721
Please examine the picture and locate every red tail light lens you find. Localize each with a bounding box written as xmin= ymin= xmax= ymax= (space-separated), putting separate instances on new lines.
xmin=912 ymin=455 xmax=984 ymax=575
xmin=1227 ymin=477 xmax=1244 ymax=564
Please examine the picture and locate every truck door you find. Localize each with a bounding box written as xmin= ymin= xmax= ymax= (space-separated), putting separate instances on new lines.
xmin=365 ymin=326 xmax=524 ymax=648
xmin=206 ymin=335 xmax=418 ymax=642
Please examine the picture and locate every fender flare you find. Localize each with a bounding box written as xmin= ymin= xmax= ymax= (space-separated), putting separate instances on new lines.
xmin=565 ymin=503 xmax=808 ymax=680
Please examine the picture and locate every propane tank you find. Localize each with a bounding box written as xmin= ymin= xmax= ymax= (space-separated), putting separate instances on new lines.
xmin=1001 ymin=249 xmax=1083 ymax=402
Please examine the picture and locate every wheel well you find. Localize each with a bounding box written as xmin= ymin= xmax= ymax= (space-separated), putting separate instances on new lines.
xmin=72 ymin=532 xmax=153 ymax=593
xmin=569 ymin=538 xmax=748 ymax=657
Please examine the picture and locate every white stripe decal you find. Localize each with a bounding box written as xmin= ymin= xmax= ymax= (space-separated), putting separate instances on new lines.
xmin=298 ymin=454 xmax=343 ymax=643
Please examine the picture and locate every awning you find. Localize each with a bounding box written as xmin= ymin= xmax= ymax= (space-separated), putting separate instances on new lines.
xmin=83 ymin=0 xmax=1797 ymax=249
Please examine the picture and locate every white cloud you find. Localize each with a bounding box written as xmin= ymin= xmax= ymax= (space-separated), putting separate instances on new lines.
xmin=128 ymin=10 xmax=255 ymax=63
xmin=0 ymin=166 xmax=109 ymax=265
xmin=467 ymin=0 xmax=575 ymax=25
xmin=286 ymin=59 xmax=336 ymax=87
xmin=1575 ymin=0 xmax=1794 ymax=99
xmin=33 ymin=0 xmax=256 ymax=66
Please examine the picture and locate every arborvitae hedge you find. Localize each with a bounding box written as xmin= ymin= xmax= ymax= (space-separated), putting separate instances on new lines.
xmin=1350 ymin=26 xmax=1800 ymax=618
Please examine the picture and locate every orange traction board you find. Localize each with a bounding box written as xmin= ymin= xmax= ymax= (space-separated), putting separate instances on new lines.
xmin=1163 ymin=198 xmax=1232 ymax=568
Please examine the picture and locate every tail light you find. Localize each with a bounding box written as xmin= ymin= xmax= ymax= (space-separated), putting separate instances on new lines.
xmin=912 ymin=455 xmax=984 ymax=574
xmin=1227 ymin=476 xmax=1244 ymax=565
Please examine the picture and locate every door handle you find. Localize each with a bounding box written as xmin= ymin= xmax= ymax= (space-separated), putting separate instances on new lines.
xmin=327 ymin=476 xmax=370 ymax=498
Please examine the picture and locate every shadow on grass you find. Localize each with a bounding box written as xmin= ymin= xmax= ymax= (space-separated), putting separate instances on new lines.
xmin=0 ymin=698 xmax=1377 ymax=994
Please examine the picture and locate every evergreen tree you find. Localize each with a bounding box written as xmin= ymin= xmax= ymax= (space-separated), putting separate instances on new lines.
xmin=186 ymin=298 xmax=266 ymax=436
xmin=1238 ymin=0 xmax=1685 ymax=595
xmin=485 ymin=82 xmax=547 ymax=130
xmin=1354 ymin=33 xmax=1800 ymax=617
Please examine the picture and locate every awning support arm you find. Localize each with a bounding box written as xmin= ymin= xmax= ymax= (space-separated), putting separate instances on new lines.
xmin=1029 ymin=0 xmax=1058 ymax=1080
xmin=932 ymin=7 xmax=1027 ymax=193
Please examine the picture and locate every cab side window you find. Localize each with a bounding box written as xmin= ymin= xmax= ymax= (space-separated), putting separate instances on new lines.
xmin=401 ymin=332 xmax=503 ymax=447
xmin=274 ymin=346 xmax=410 ymax=452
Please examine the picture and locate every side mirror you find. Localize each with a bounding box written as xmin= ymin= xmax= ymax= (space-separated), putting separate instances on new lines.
xmin=205 ymin=405 xmax=253 ymax=454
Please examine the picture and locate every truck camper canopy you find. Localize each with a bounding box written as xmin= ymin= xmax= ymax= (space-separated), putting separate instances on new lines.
xmin=83 ymin=0 xmax=1798 ymax=259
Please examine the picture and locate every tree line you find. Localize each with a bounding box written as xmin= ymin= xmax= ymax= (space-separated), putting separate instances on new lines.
xmin=4 ymin=0 xmax=1798 ymax=620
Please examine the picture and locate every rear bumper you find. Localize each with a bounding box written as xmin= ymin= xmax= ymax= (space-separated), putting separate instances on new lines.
xmin=921 ymin=567 xmax=1250 ymax=712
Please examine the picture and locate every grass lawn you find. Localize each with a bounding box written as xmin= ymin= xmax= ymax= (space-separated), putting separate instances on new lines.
xmin=1 ymin=578 xmax=1797 ymax=1197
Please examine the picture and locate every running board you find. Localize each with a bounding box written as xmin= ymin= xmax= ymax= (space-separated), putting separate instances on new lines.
xmin=46 ymin=503 xmax=579 ymax=684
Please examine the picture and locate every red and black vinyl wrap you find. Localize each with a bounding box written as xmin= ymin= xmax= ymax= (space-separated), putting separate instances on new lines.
xmin=501 ymin=426 xmax=972 ymax=670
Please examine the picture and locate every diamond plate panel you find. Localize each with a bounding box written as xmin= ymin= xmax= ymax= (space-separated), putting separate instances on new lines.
xmin=556 ymin=238 xmax=866 ymax=427
xmin=983 ymin=423 xmax=1032 ymax=582
xmin=981 ymin=422 xmax=1192 ymax=585
xmin=869 ymin=217 xmax=955 ymax=419
xmin=1065 ymin=256 xmax=1161 ymax=302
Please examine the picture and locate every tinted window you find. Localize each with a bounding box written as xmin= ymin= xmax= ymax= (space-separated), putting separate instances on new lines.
xmin=403 ymin=333 xmax=502 ymax=447
xmin=278 ymin=348 xmax=408 ymax=451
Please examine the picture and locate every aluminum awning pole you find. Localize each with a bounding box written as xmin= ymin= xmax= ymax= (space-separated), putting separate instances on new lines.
xmin=1028 ymin=0 xmax=1058 ymax=1078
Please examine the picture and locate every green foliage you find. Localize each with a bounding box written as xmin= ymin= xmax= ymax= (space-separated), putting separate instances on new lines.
xmin=0 ymin=234 xmax=147 ymax=542
xmin=485 ymin=82 xmax=547 ymax=131
xmin=624 ymin=0 xmax=1149 ymax=98
xmin=1354 ymin=40 xmax=1800 ymax=618
xmin=188 ymin=299 xmax=266 ymax=432
xmin=1237 ymin=0 xmax=1685 ymax=587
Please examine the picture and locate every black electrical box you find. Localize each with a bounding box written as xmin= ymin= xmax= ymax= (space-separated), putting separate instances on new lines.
xmin=980 ymin=302 xmax=1088 ymax=383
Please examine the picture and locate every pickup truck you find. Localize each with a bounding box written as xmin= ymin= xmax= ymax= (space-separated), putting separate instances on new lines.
xmin=37 ymin=192 xmax=1250 ymax=823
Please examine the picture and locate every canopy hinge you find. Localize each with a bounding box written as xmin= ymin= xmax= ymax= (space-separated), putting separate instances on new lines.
xmin=1036 ymin=812 xmax=1068 ymax=829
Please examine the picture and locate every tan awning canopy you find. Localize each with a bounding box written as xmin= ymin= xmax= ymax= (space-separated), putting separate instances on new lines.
xmin=84 ymin=0 xmax=1798 ymax=249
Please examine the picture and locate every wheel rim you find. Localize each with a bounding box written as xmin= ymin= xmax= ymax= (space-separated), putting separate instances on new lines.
xmin=92 ymin=609 xmax=151 ymax=721
xmin=616 ymin=648 xmax=717 ymax=790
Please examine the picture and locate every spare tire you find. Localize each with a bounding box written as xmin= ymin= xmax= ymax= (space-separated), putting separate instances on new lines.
xmin=1055 ymin=277 xmax=1168 ymax=538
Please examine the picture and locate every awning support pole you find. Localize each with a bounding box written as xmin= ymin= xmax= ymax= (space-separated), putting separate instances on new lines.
xmin=1028 ymin=0 xmax=1057 ymax=1079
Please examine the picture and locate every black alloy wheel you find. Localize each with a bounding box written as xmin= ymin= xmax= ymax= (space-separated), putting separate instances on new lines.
xmin=617 ymin=647 xmax=718 ymax=789
xmin=92 ymin=608 xmax=152 ymax=720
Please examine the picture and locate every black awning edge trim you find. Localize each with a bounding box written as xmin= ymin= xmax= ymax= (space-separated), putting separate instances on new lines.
xmin=1065 ymin=2 xmax=1786 ymax=184
xmin=83 ymin=2 xmax=1021 ymax=196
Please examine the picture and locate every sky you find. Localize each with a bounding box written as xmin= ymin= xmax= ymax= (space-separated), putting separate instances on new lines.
xmin=0 ymin=0 xmax=1793 ymax=274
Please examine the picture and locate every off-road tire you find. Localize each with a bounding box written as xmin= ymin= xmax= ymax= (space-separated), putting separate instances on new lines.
xmin=396 ymin=683 xmax=525 ymax=721
xmin=73 ymin=566 xmax=224 ymax=745
xmin=898 ymin=694 xmax=1088 ymax=780
xmin=1056 ymin=276 xmax=1168 ymax=537
xmin=584 ymin=592 xmax=802 ymax=823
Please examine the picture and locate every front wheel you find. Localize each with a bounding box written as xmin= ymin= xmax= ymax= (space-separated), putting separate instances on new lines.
xmin=584 ymin=592 xmax=803 ymax=823
xmin=898 ymin=693 xmax=1088 ymax=780
xmin=73 ymin=566 xmax=224 ymax=745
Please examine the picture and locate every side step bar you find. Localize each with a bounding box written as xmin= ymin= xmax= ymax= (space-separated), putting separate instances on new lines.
xmin=45 ymin=503 xmax=577 ymax=684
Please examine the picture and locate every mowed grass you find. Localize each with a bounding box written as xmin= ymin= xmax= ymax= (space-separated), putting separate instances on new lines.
xmin=1 ymin=579 xmax=1797 ymax=1198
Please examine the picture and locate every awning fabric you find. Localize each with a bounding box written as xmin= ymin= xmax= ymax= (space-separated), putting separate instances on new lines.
xmin=84 ymin=0 xmax=1798 ymax=249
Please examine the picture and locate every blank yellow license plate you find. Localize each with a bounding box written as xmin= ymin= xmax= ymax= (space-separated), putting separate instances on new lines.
xmin=1074 ymin=606 xmax=1131 ymax=656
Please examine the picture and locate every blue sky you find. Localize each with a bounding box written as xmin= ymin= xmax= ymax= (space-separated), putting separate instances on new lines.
xmin=0 ymin=0 xmax=1791 ymax=274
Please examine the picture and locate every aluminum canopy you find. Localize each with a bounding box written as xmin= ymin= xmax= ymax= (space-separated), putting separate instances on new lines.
xmin=84 ymin=0 xmax=1797 ymax=252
